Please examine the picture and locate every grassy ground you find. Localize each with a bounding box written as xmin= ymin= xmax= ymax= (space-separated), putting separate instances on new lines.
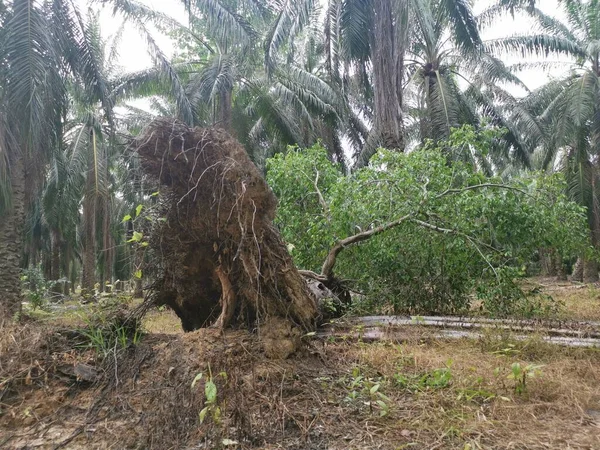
xmin=1 ymin=277 xmax=599 ymax=449
xmin=545 ymin=281 xmax=600 ymax=321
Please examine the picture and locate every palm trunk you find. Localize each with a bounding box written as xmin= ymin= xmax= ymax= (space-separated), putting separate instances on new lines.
xmin=81 ymin=147 xmax=97 ymax=298
xmin=583 ymin=259 xmax=598 ymax=283
xmin=70 ymin=259 xmax=78 ymax=296
xmin=371 ymin=0 xmax=405 ymax=151
xmin=572 ymin=256 xmax=584 ymax=282
xmin=50 ymin=228 xmax=63 ymax=296
xmin=103 ymin=197 xmax=114 ymax=293
xmin=0 ymin=156 xmax=25 ymax=322
xmin=539 ymin=248 xmax=556 ymax=276
xmin=61 ymin=246 xmax=72 ymax=296
xmin=42 ymin=253 xmax=52 ymax=280
xmin=555 ymin=252 xmax=567 ymax=281
xmin=585 ymin=175 xmax=600 ymax=283
xmin=29 ymin=241 xmax=38 ymax=268
xmin=219 ymin=88 xmax=232 ymax=133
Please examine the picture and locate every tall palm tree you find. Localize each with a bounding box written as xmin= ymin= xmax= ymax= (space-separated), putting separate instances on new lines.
xmin=322 ymin=0 xmax=405 ymax=165
xmin=405 ymin=3 xmax=512 ymax=132
xmin=484 ymin=0 xmax=600 ymax=280
xmin=323 ymin=0 xmax=490 ymax=166
xmin=0 ymin=0 xmax=203 ymax=315
xmin=0 ymin=0 xmax=114 ymax=318
xmin=390 ymin=0 xmax=534 ymax=173
xmin=140 ymin=0 xmax=347 ymax=167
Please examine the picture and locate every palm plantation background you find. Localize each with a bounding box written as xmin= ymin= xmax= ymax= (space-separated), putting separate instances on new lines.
xmin=1 ymin=0 xmax=600 ymax=316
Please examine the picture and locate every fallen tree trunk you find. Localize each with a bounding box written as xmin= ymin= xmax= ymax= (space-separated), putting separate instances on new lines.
xmin=331 ymin=315 xmax=600 ymax=339
xmin=134 ymin=119 xmax=317 ymax=358
xmin=320 ymin=315 xmax=600 ymax=348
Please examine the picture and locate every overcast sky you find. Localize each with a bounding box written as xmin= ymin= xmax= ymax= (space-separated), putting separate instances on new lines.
xmin=95 ymin=0 xmax=572 ymax=93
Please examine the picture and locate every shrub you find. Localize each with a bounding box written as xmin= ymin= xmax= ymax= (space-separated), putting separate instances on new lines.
xmin=267 ymin=128 xmax=589 ymax=316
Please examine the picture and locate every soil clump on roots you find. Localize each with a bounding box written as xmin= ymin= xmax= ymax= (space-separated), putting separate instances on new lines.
xmin=134 ymin=119 xmax=317 ymax=357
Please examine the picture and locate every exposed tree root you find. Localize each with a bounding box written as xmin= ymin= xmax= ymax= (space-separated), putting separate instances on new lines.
xmin=134 ymin=119 xmax=318 ymax=356
xmin=213 ymin=266 xmax=236 ymax=330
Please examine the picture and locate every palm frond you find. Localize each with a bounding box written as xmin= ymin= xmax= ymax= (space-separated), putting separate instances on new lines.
xmin=244 ymin=79 xmax=303 ymax=146
xmin=68 ymin=5 xmax=114 ymax=124
xmin=485 ymin=34 xmax=586 ymax=59
xmin=3 ymin=0 xmax=66 ymax=155
xmin=133 ymin=23 xmax=195 ymax=123
xmin=439 ymin=0 xmax=482 ymax=51
xmin=188 ymin=0 xmax=259 ymax=46
xmin=340 ymin=0 xmax=372 ymax=62
xmin=528 ymin=7 xmax=580 ymax=42
xmin=276 ymin=66 xmax=340 ymax=115
xmin=264 ymin=0 xmax=315 ymax=74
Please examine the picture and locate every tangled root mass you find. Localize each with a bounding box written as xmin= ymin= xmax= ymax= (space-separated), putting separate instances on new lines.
xmin=135 ymin=119 xmax=317 ymax=354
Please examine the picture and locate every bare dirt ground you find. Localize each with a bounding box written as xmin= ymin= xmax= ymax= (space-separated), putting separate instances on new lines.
xmin=1 ymin=278 xmax=599 ymax=449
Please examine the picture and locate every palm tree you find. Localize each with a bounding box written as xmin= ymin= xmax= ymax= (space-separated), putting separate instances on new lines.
xmin=0 ymin=0 xmax=115 ymax=318
xmin=145 ymin=0 xmax=347 ymax=167
xmin=322 ymin=0 xmax=405 ymax=165
xmin=404 ymin=2 xmax=523 ymax=143
xmin=0 ymin=0 xmax=204 ymax=315
xmin=323 ymin=0 xmax=497 ymax=166
xmin=484 ymin=0 xmax=600 ymax=280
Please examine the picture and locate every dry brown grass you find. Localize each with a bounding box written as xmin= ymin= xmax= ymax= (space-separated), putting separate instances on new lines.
xmin=2 ymin=278 xmax=600 ymax=449
xmin=4 ymin=321 xmax=598 ymax=449
xmin=142 ymin=306 xmax=182 ymax=334
xmin=520 ymin=276 xmax=600 ymax=321
xmin=344 ymin=334 xmax=600 ymax=449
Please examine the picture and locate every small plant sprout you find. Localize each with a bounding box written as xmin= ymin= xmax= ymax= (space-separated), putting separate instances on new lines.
xmin=507 ymin=362 xmax=544 ymax=395
xmin=192 ymin=363 xmax=227 ymax=424
xmin=343 ymin=367 xmax=392 ymax=416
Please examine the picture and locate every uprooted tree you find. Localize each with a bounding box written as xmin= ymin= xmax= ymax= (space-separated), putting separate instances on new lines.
xmin=133 ymin=119 xmax=591 ymax=357
xmin=134 ymin=119 xmax=317 ymax=358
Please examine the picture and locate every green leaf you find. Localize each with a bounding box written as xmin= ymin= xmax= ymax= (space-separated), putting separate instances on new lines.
xmin=199 ymin=406 xmax=209 ymax=423
xmin=191 ymin=372 xmax=203 ymax=388
xmin=205 ymin=380 xmax=217 ymax=403
xmin=376 ymin=400 xmax=388 ymax=416
xmin=135 ymin=204 xmax=144 ymax=217
xmin=151 ymin=191 xmax=159 ymax=197
xmin=134 ymin=270 xmax=143 ymax=279
xmin=127 ymin=231 xmax=144 ymax=243
xmin=122 ymin=214 xmax=132 ymax=223
xmin=377 ymin=392 xmax=392 ymax=402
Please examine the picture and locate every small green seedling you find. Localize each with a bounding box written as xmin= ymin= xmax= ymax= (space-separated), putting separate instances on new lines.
xmin=192 ymin=364 xmax=227 ymax=424
xmin=343 ymin=367 xmax=392 ymax=416
xmin=507 ymin=362 xmax=543 ymax=395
